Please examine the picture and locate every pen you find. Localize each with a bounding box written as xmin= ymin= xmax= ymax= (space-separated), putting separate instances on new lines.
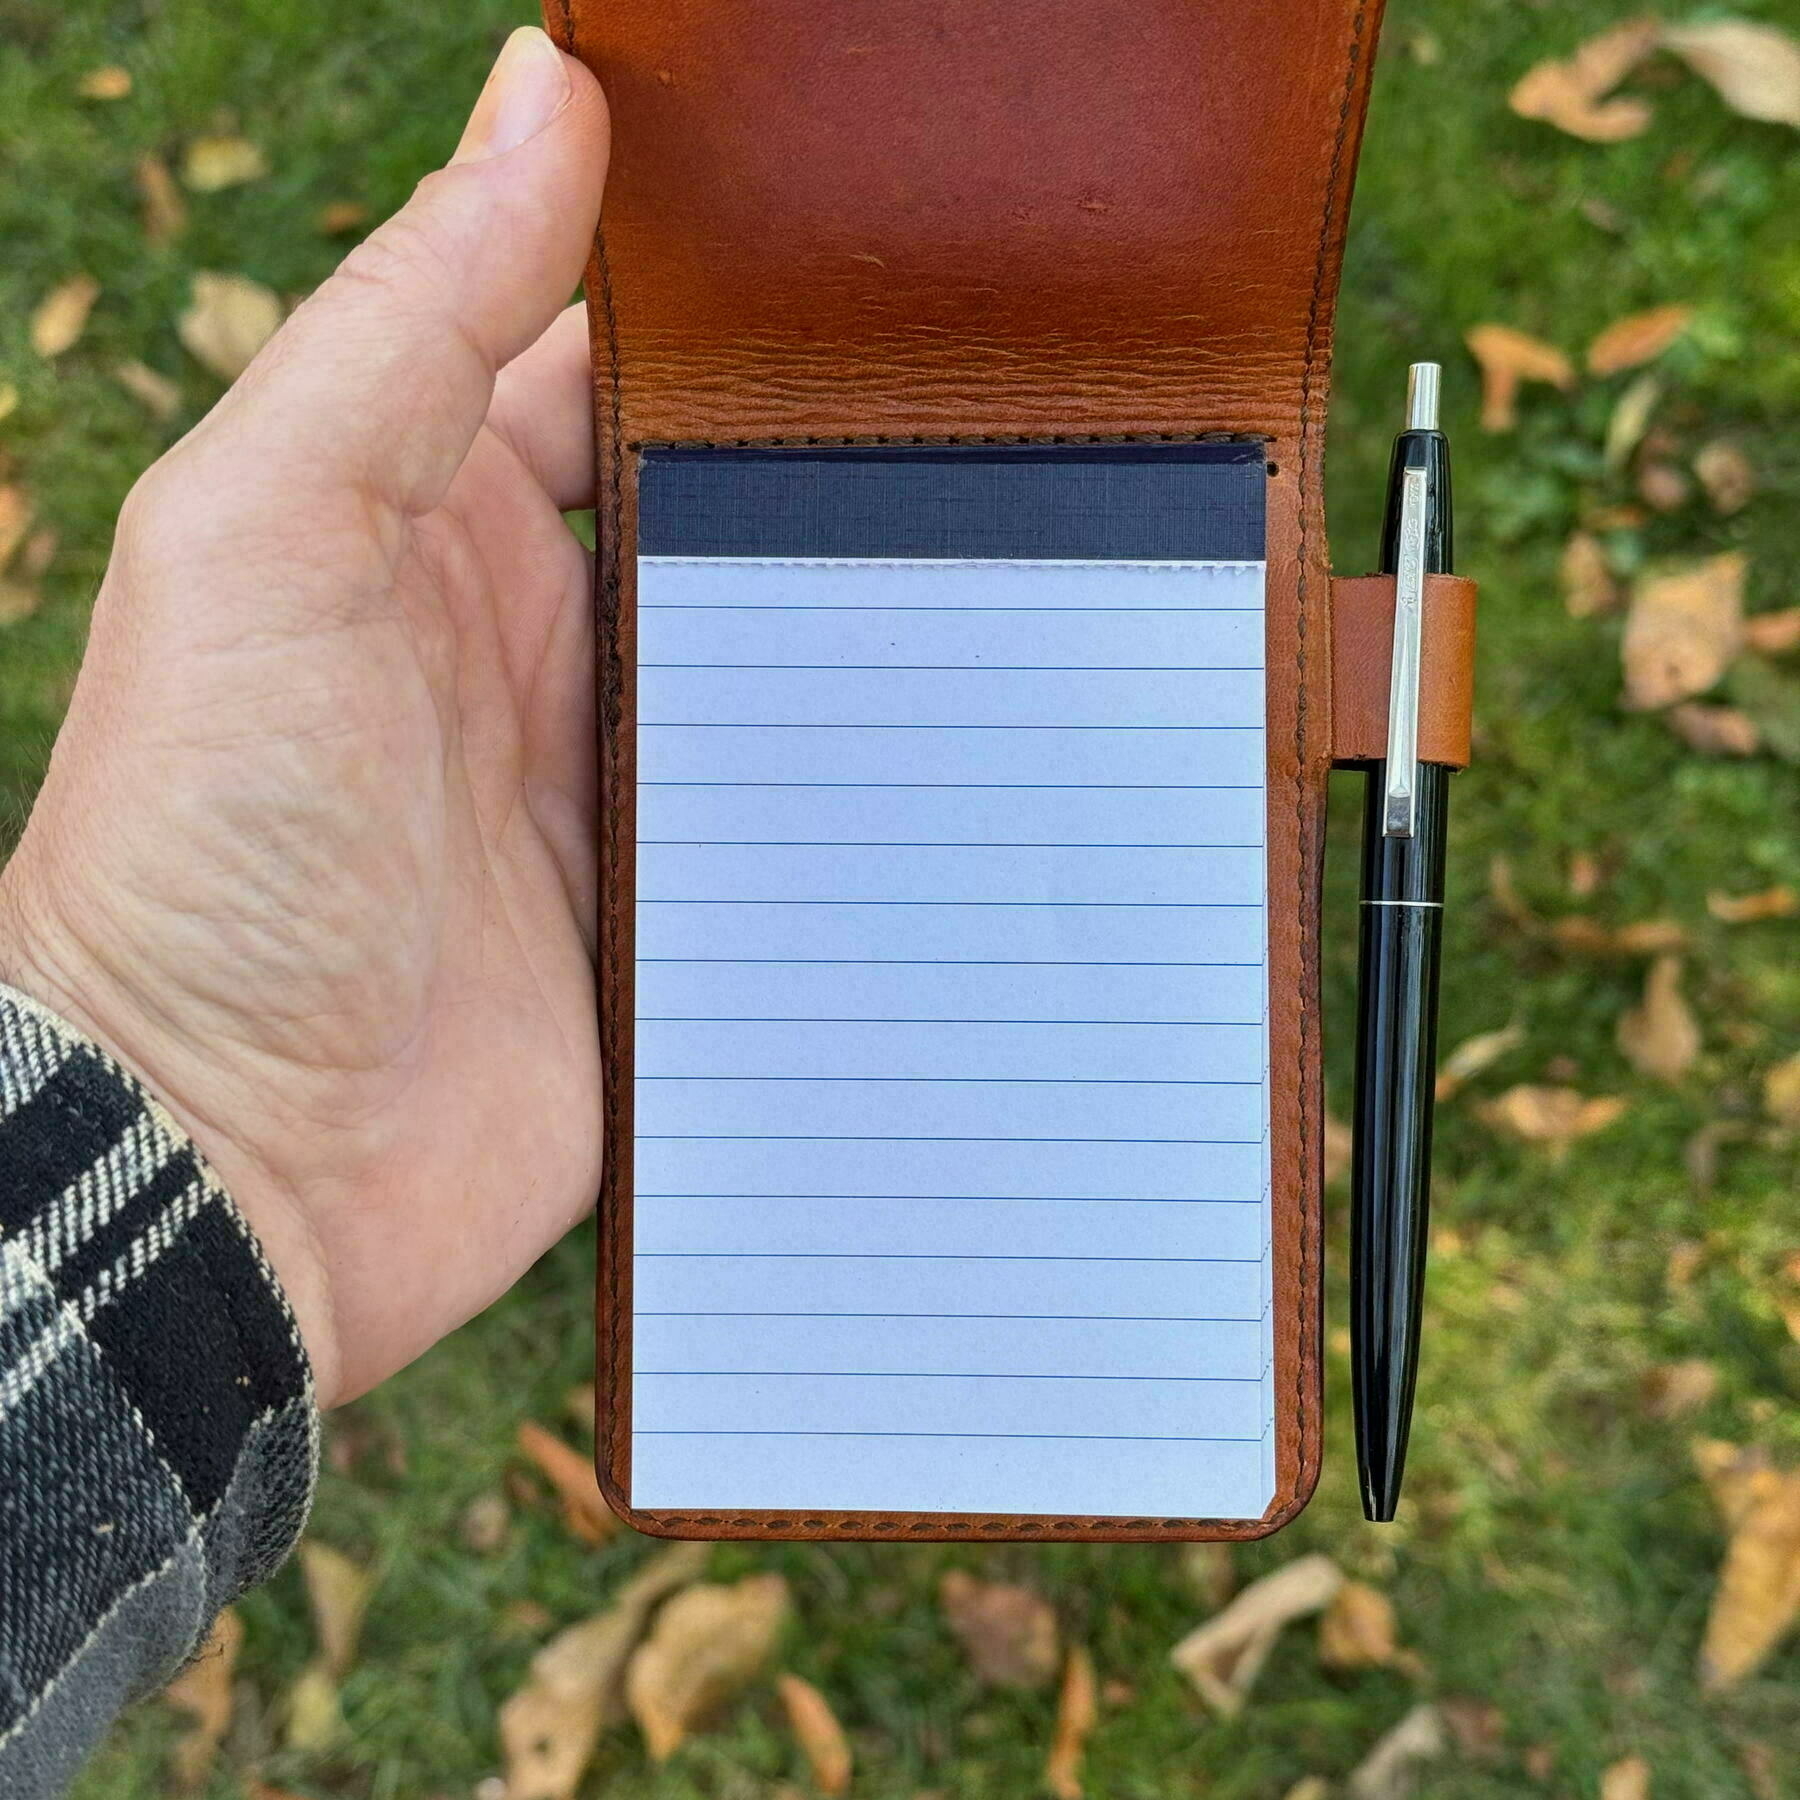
xmin=1351 ymin=361 xmax=1454 ymax=1523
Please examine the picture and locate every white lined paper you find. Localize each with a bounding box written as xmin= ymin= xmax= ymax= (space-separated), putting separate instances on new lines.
xmin=632 ymin=555 xmax=1273 ymax=1519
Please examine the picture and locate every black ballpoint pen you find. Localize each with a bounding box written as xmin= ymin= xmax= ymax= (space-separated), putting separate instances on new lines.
xmin=1352 ymin=362 xmax=1454 ymax=1523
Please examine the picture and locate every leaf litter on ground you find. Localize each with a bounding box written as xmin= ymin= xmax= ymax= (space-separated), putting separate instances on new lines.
xmin=1661 ymin=21 xmax=1800 ymax=128
xmin=178 ymin=273 xmax=282 ymax=381
xmin=1587 ymin=306 xmax=1692 ymax=378
xmin=1348 ymin=1703 xmax=1445 ymax=1800
xmin=1436 ymin=1022 xmax=1524 ymax=1101
xmin=1561 ymin=529 xmax=1620 ymax=618
xmin=1692 ymin=1440 xmax=1800 ymax=1689
xmin=1317 ymin=1580 xmax=1424 ymax=1679
xmin=938 ymin=1570 xmax=1061 ymax=1689
xmin=1621 ymin=552 xmax=1746 ymax=710
xmin=1044 ymin=1646 xmax=1098 ymax=1800
xmin=775 ymin=1672 xmax=853 ymax=1797
xmin=1463 ymin=325 xmax=1574 ymax=431
xmin=1170 ymin=1553 xmax=1342 ymax=1717
xmin=1508 ymin=17 xmax=1659 ymax=141
xmin=163 ymin=1606 xmax=242 ymax=1790
xmin=182 ymin=135 xmax=269 ymax=191
xmin=515 ymin=1419 xmax=621 ymax=1546
xmin=30 ymin=275 xmax=100 ymax=359
xmin=1479 ymin=1086 xmax=1628 ymax=1160
xmin=1616 ymin=955 xmax=1701 ymax=1082
xmin=283 ymin=1541 xmax=375 ymax=1753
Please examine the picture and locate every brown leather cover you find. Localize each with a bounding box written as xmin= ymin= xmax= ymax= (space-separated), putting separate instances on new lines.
xmin=1329 ymin=574 xmax=1479 ymax=769
xmin=547 ymin=0 xmax=1389 ymax=1541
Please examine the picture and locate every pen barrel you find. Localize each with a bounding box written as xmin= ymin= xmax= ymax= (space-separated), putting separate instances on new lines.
xmin=1350 ymin=762 xmax=1449 ymax=1521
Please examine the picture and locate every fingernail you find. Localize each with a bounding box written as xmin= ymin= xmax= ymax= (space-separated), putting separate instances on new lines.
xmin=452 ymin=27 xmax=571 ymax=165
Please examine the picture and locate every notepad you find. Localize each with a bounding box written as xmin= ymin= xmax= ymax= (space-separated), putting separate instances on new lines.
xmin=629 ymin=445 xmax=1272 ymax=1519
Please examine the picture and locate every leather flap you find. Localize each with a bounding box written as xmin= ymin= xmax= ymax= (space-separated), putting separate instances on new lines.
xmin=1330 ymin=573 xmax=1478 ymax=769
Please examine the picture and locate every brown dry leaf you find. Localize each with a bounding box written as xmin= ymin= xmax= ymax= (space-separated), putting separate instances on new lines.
xmin=1479 ymin=1085 xmax=1628 ymax=1160
xmin=114 ymin=359 xmax=182 ymax=421
xmin=1464 ymin=325 xmax=1575 ymax=432
xmin=79 ymin=65 xmax=132 ymax=100
xmin=1622 ymin=553 xmax=1747 ymax=710
xmin=1707 ymin=886 xmax=1797 ymax=924
xmin=517 ymin=1420 xmax=622 ymax=1545
xmin=1348 ymin=1703 xmax=1445 ymax=1800
xmin=31 ymin=274 xmax=100 ymax=359
xmin=1044 ymin=1647 xmax=1098 ymax=1800
xmin=1745 ymin=609 xmax=1800 ymax=655
xmin=499 ymin=1541 xmax=707 ymax=1800
xmin=1318 ymin=1580 xmax=1404 ymax=1672
xmin=1170 ymin=1554 xmax=1342 ymax=1718
xmin=1637 ymin=462 xmax=1690 ymax=513
xmin=939 ymin=1571 xmax=1060 ymax=1689
xmin=317 ymin=200 xmax=370 ymax=235
xmin=1662 ymin=22 xmax=1800 ymax=128
xmin=1668 ymin=703 xmax=1760 ymax=757
xmin=1694 ymin=440 xmax=1755 ymax=515
xmin=1561 ymin=530 xmax=1620 ymax=619
xmin=626 ymin=1572 xmax=790 ymax=1761
xmin=0 ymin=484 xmax=34 ymax=571
xmin=135 ymin=152 xmax=188 ymax=243
xmin=1740 ymin=1743 xmax=1779 ymax=1800
xmin=1436 ymin=1023 xmax=1524 ymax=1102
xmin=1693 ymin=1441 xmax=1800 ymax=1688
xmin=182 ymin=134 xmax=269 ymax=191
xmin=0 ymin=582 xmax=39 ymax=626
xmin=1640 ymin=1359 xmax=1719 ymax=1421
xmin=1600 ymin=1755 xmax=1652 ymax=1800
xmin=1551 ymin=916 xmax=1686 ymax=956
xmin=1324 ymin=1110 xmax=1353 ymax=1187
xmin=177 ymin=272 xmax=282 ymax=381
xmin=1764 ymin=1052 xmax=1800 ymax=1127
xmin=1616 ymin=956 xmax=1701 ymax=1083
xmin=301 ymin=1541 xmax=374 ymax=1679
xmin=1509 ymin=18 xmax=1659 ymax=141
xmin=1587 ymin=306 xmax=1694 ymax=378
xmin=164 ymin=1606 xmax=243 ymax=1790
xmin=1438 ymin=1697 xmax=1506 ymax=1761
xmin=776 ymin=1673 xmax=852 ymax=1797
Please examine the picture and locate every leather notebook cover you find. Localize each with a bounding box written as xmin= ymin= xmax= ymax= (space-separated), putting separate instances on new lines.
xmin=546 ymin=0 xmax=1393 ymax=1541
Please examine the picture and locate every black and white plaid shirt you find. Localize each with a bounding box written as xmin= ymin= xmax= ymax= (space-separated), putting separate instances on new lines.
xmin=0 ymin=984 xmax=317 ymax=1797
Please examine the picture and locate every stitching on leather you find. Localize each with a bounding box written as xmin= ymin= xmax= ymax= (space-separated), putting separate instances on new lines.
xmin=634 ymin=432 xmax=1269 ymax=449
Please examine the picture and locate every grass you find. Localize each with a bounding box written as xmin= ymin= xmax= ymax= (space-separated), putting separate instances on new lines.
xmin=4 ymin=0 xmax=1799 ymax=1794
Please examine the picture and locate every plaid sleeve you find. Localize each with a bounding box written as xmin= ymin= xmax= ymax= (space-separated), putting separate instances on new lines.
xmin=0 ymin=984 xmax=318 ymax=1798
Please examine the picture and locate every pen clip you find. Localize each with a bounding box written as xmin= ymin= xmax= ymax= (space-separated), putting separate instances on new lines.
xmin=1382 ymin=463 xmax=1429 ymax=838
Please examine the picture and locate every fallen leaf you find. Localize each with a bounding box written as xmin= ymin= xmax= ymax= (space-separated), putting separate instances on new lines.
xmin=0 ymin=484 xmax=34 ymax=570
xmin=1568 ymin=851 xmax=1605 ymax=899
xmin=1640 ymin=1359 xmax=1719 ymax=1420
xmin=78 ymin=65 xmax=132 ymax=100
xmin=1438 ymin=1696 xmax=1506 ymax=1760
xmin=1662 ymin=21 xmax=1800 ymax=128
xmin=1318 ymin=1581 xmax=1405 ymax=1672
xmin=626 ymin=1572 xmax=790 ymax=1760
xmin=1668 ymin=703 xmax=1760 ymax=756
xmin=1170 ymin=1554 xmax=1343 ymax=1718
xmin=0 ymin=582 xmax=39 ymax=626
xmin=1707 ymin=886 xmax=1797 ymax=923
xmin=1437 ymin=1023 xmax=1525 ymax=1101
xmin=1524 ymin=1743 xmax=1558 ymax=1780
xmin=1685 ymin=1120 xmax=1746 ymax=1191
xmin=1464 ymin=325 xmax=1575 ymax=432
xmin=1551 ymin=916 xmax=1686 ymax=955
xmin=939 ymin=1571 xmax=1060 ymax=1689
xmin=1764 ymin=1052 xmax=1800 ymax=1127
xmin=1561 ymin=530 xmax=1620 ymax=619
xmin=500 ymin=1542 xmax=708 ymax=1800
xmin=1637 ymin=461 xmax=1690 ymax=513
xmin=1600 ymin=1755 xmax=1652 ymax=1800
xmin=461 ymin=1490 xmax=512 ymax=1555
xmin=1588 ymin=305 xmax=1693 ymax=377
xmin=1622 ymin=553 xmax=1747 ymax=710
xmin=1349 ymin=1703 xmax=1445 ymax=1800
xmin=317 ymin=200 xmax=370 ymax=235
xmin=164 ymin=1607 xmax=242 ymax=1790
xmin=301 ymin=1541 xmax=375 ymax=1679
xmin=1282 ymin=1782 xmax=1329 ymax=1800
xmin=135 ymin=153 xmax=188 ymax=244
xmin=178 ymin=271 xmax=282 ymax=381
xmin=183 ymin=134 xmax=269 ymax=191
xmin=1693 ymin=1441 xmax=1800 ymax=1688
xmin=777 ymin=1673 xmax=852 ymax=1797
xmin=1745 ymin=609 xmax=1800 ymax=655
xmin=20 ymin=527 xmax=55 ymax=578
xmin=1479 ymin=1086 xmax=1628 ymax=1159
xmin=1740 ymin=1742 xmax=1780 ymax=1800
xmin=517 ymin=1420 xmax=621 ymax=1545
xmin=1694 ymin=440 xmax=1755 ymax=514
xmin=1044 ymin=1647 xmax=1098 ymax=1800
xmin=1509 ymin=18 xmax=1659 ymax=141
xmin=283 ymin=1662 xmax=344 ymax=1752
xmin=1324 ymin=1111 xmax=1353 ymax=1187
xmin=113 ymin=360 xmax=182 ymax=420
xmin=1604 ymin=373 xmax=1662 ymax=471
xmin=30 ymin=274 xmax=100 ymax=358
xmin=1617 ymin=956 xmax=1701 ymax=1082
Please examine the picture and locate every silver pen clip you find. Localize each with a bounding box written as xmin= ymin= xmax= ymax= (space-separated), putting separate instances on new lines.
xmin=1382 ymin=461 xmax=1429 ymax=838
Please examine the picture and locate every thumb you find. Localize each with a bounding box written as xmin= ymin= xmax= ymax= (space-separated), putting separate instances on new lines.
xmin=190 ymin=27 xmax=608 ymax=518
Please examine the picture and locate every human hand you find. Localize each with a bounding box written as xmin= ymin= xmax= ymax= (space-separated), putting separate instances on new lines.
xmin=0 ymin=28 xmax=610 ymax=1409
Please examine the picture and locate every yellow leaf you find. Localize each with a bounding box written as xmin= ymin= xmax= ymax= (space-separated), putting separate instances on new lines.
xmin=1662 ymin=21 xmax=1800 ymax=127
xmin=1667 ymin=703 xmax=1760 ymax=757
xmin=282 ymin=1662 xmax=344 ymax=1753
xmin=1436 ymin=1022 xmax=1524 ymax=1101
xmin=939 ymin=1570 xmax=1061 ymax=1690
xmin=182 ymin=134 xmax=269 ymax=192
xmin=1044 ymin=1647 xmax=1098 ymax=1800
xmin=114 ymin=360 xmax=181 ymax=421
xmin=300 ymin=1540 xmax=374 ymax=1680
xmin=1170 ymin=1554 xmax=1342 ymax=1718
xmin=1764 ymin=1052 xmax=1800 ymax=1127
xmin=1694 ymin=440 xmax=1755 ymax=515
xmin=135 ymin=153 xmax=188 ymax=245
xmin=30 ymin=274 xmax=100 ymax=359
xmin=1479 ymin=1085 xmax=1628 ymax=1160
xmin=1561 ymin=530 xmax=1619 ymax=619
xmin=177 ymin=272 xmax=282 ymax=381
xmin=78 ymin=65 xmax=132 ymax=99
xmin=776 ymin=1673 xmax=853 ymax=1797
xmin=1317 ymin=1580 xmax=1404 ymax=1671
xmin=164 ymin=1607 xmax=242 ymax=1791
xmin=1348 ymin=1703 xmax=1445 ymax=1800
xmin=1621 ymin=553 xmax=1747 ymax=710
xmin=1603 ymin=372 xmax=1661 ymax=470
xmin=1616 ymin=956 xmax=1701 ymax=1083
xmin=500 ymin=1542 xmax=708 ymax=1800
xmin=1707 ymin=886 xmax=1796 ymax=924
xmin=625 ymin=1573 xmax=790 ymax=1761
xmin=1696 ymin=1443 xmax=1800 ymax=1689
xmin=1464 ymin=324 xmax=1575 ymax=432
xmin=1745 ymin=609 xmax=1800 ymax=655
xmin=1587 ymin=305 xmax=1694 ymax=377
xmin=1509 ymin=19 xmax=1660 ymax=141
xmin=517 ymin=1419 xmax=622 ymax=1546
xmin=1601 ymin=1755 xmax=1652 ymax=1800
